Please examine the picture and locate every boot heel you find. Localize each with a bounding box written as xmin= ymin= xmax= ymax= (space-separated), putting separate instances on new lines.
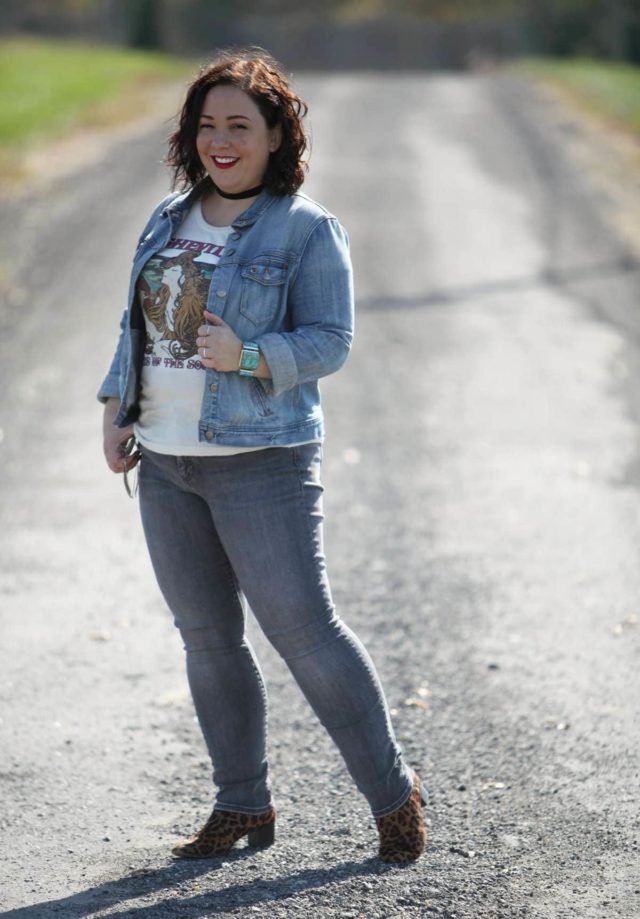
xmin=247 ymin=821 xmax=275 ymax=848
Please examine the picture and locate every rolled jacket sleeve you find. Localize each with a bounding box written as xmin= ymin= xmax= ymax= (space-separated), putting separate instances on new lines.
xmin=256 ymin=216 xmax=354 ymax=398
xmin=96 ymin=193 xmax=175 ymax=405
xmin=97 ymin=308 xmax=127 ymax=403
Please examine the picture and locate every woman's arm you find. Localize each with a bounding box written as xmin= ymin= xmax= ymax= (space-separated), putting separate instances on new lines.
xmin=97 ymin=193 xmax=178 ymax=405
xmin=254 ymin=216 xmax=354 ymax=397
xmin=97 ymin=308 xmax=127 ymax=404
xmin=196 ymin=216 xmax=353 ymax=391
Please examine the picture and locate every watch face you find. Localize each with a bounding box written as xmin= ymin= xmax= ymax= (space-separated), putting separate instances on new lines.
xmin=241 ymin=348 xmax=260 ymax=372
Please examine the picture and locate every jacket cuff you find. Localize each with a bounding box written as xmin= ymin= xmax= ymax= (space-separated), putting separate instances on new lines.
xmin=97 ymin=373 xmax=120 ymax=404
xmin=256 ymin=333 xmax=299 ymax=397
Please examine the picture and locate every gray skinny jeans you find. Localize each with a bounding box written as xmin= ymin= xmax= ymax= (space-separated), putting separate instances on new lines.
xmin=137 ymin=442 xmax=414 ymax=817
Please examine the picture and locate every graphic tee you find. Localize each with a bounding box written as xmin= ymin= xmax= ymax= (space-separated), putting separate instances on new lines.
xmin=133 ymin=201 xmax=265 ymax=455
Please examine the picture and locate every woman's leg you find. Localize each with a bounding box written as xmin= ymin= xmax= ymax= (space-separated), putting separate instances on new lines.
xmin=192 ymin=444 xmax=414 ymax=818
xmin=137 ymin=448 xmax=272 ymax=814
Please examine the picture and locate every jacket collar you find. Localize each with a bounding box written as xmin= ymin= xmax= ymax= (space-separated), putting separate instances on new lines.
xmin=161 ymin=180 xmax=278 ymax=229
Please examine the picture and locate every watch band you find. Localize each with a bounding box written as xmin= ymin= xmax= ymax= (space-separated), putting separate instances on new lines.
xmin=238 ymin=340 xmax=260 ymax=376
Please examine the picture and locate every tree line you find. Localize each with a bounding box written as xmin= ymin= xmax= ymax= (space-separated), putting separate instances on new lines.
xmin=2 ymin=0 xmax=639 ymax=64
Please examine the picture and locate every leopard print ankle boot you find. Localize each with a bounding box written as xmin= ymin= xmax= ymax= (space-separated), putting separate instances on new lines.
xmin=376 ymin=771 xmax=428 ymax=863
xmin=171 ymin=806 xmax=276 ymax=859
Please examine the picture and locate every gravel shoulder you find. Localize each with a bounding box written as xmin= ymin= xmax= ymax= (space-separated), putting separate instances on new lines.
xmin=514 ymin=70 xmax=640 ymax=260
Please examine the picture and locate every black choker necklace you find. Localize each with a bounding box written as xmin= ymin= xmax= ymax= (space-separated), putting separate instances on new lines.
xmin=214 ymin=183 xmax=264 ymax=200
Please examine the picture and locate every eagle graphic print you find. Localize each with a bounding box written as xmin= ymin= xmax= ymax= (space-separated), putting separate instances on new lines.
xmin=139 ymin=236 xmax=226 ymax=364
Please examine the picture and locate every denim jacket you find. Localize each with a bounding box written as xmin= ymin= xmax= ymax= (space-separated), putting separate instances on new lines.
xmin=97 ymin=185 xmax=354 ymax=446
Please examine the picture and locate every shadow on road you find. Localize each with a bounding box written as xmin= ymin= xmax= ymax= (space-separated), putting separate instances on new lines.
xmin=2 ymin=854 xmax=401 ymax=918
xmin=358 ymin=254 xmax=640 ymax=315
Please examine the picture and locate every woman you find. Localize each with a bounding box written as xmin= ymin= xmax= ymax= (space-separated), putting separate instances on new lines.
xmin=100 ymin=49 xmax=427 ymax=864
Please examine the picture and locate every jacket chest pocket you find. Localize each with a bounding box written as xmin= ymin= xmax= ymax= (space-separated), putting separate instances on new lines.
xmin=239 ymin=261 xmax=288 ymax=325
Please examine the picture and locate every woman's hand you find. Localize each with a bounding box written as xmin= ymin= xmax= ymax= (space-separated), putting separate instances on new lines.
xmin=103 ymin=398 xmax=140 ymax=474
xmin=196 ymin=311 xmax=242 ymax=372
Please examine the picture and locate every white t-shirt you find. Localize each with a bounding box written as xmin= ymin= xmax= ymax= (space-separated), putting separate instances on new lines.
xmin=133 ymin=201 xmax=269 ymax=456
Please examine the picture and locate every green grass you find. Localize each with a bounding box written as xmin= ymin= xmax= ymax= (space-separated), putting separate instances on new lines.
xmin=0 ymin=37 xmax=191 ymax=149
xmin=513 ymin=57 xmax=640 ymax=137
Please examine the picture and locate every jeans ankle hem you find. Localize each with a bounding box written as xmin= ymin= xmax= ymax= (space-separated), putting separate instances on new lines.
xmin=214 ymin=801 xmax=274 ymax=816
xmin=369 ymin=774 xmax=414 ymax=819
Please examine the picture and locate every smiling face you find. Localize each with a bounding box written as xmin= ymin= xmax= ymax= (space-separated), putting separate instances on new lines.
xmin=195 ymin=84 xmax=281 ymax=195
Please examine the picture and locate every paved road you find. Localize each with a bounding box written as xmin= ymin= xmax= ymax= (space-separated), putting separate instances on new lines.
xmin=1 ymin=72 xmax=639 ymax=918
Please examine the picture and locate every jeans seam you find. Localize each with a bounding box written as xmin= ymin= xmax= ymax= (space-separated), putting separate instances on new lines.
xmin=210 ymin=505 xmax=244 ymax=606
xmin=290 ymin=447 xmax=318 ymax=549
xmin=290 ymin=443 xmax=329 ymax=611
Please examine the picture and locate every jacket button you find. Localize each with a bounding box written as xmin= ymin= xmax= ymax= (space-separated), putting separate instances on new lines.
xmin=209 ymin=382 xmax=218 ymax=393
xmin=231 ymin=232 xmax=241 ymax=240
xmin=217 ymin=289 xmax=227 ymax=297
xmin=205 ymin=431 xmax=214 ymax=441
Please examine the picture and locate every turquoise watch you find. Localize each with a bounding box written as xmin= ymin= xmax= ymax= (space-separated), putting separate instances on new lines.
xmin=238 ymin=340 xmax=260 ymax=376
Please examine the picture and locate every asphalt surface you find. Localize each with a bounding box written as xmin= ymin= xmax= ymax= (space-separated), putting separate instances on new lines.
xmin=0 ymin=72 xmax=639 ymax=918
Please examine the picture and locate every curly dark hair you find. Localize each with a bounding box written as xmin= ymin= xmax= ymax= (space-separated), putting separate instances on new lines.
xmin=167 ymin=48 xmax=309 ymax=197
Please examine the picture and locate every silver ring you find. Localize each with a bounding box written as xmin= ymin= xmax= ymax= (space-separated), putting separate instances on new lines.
xmin=202 ymin=347 xmax=207 ymax=359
